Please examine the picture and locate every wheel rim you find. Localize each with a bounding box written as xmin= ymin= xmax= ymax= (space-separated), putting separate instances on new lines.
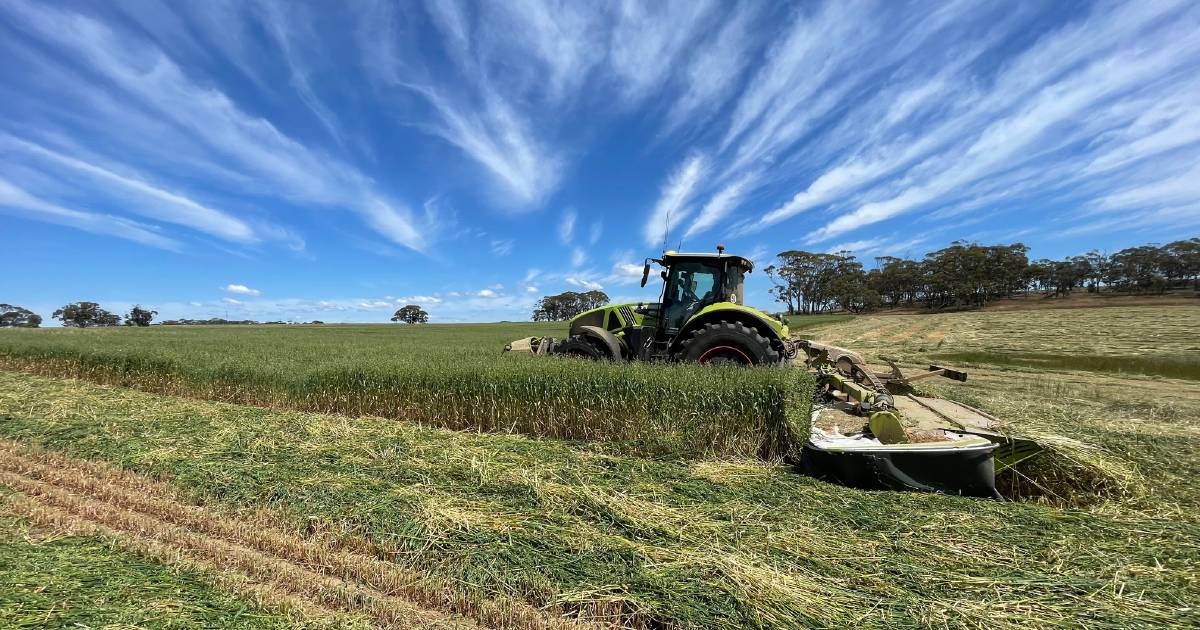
xmin=697 ymin=345 xmax=753 ymax=365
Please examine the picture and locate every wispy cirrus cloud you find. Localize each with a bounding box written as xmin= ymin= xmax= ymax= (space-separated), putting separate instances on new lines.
xmin=684 ymin=174 xmax=755 ymax=240
xmin=0 ymin=0 xmax=431 ymax=251
xmin=251 ymin=0 xmax=349 ymax=149
xmin=558 ymin=209 xmax=576 ymax=245
xmin=664 ymin=0 xmax=1200 ymax=249
xmin=607 ymin=0 xmax=717 ymax=105
xmin=360 ymin=0 xmax=569 ymax=208
xmin=1 ymin=135 xmax=256 ymax=243
xmin=644 ymin=154 xmax=707 ymax=247
xmin=0 ymin=176 xmax=180 ymax=251
xmin=490 ymin=239 xmax=515 ymax=257
xmin=361 ymin=1 xmax=747 ymax=213
xmin=663 ymin=5 xmax=759 ymax=132
xmin=804 ymin=4 xmax=1200 ymax=243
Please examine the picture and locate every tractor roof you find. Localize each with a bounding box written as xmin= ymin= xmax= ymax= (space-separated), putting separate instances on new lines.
xmin=661 ymin=250 xmax=754 ymax=272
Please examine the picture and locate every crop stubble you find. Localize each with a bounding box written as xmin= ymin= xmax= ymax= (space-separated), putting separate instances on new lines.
xmin=0 ymin=439 xmax=594 ymax=630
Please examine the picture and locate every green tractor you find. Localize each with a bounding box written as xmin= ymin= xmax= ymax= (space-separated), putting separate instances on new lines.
xmin=506 ymin=246 xmax=792 ymax=365
xmin=506 ymin=246 xmax=1047 ymax=497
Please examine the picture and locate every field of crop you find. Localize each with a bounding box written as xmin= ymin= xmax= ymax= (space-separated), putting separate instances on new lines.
xmin=1 ymin=305 xmax=1198 ymax=629
xmin=0 ymin=323 xmax=808 ymax=460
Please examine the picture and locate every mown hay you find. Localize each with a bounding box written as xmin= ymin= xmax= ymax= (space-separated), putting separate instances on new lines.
xmin=999 ymin=433 xmax=1140 ymax=507
xmin=2 ymin=371 xmax=1198 ymax=629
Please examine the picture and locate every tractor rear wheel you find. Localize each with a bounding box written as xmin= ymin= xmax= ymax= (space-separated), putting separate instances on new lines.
xmin=554 ymin=335 xmax=606 ymax=360
xmin=679 ymin=321 xmax=780 ymax=366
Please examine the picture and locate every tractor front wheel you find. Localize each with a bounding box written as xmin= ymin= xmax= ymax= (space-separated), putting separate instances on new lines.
xmin=679 ymin=321 xmax=780 ymax=366
xmin=554 ymin=335 xmax=606 ymax=360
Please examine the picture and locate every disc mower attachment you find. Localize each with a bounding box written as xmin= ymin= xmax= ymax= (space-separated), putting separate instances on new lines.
xmin=800 ymin=338 xmax=1041 ymax=498
xmin=503 ymin=336 xmax=557 ymax=355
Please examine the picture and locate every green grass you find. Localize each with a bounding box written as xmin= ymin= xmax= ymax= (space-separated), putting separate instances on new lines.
xmin=1 ymin=371 xmax=1197 ymax=629
xmin=779 ymin=313 xmax=856 ymax=330
xmin=932 ymin=350 xmax=1200 ymax=381
xmin=0 ymin=324 xmax=811 ymax=459
xmin=0 ymin=512 xmax=329 ymax=629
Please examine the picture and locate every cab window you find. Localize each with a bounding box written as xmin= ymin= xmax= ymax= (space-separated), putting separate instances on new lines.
xmin=662 ymin=261 xmax=718 ymax=331
xmin=723 ymin=265 xmax=745 ymax=304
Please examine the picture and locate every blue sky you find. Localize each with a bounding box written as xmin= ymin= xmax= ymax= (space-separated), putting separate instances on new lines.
xmin=2 ymin=0 xmax=1198 ymax=324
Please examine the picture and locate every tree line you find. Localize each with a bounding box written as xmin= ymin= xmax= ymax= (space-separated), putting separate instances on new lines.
xmin=0 ymin=302 xmax=328 ymax=327
xmin=0 ymin=302 xmax=158 ymax=328
xmin=764 ymin=237 xmax=1199 ymax=314
xmin=532 ymin=290 xmax=610 ymax=321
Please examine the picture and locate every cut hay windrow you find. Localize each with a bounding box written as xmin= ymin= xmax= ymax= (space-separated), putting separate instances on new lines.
xmin=1 ymin=476 xmax=459 ymax=629
xmin=2 ymin=496 xmax=349 ymax=628
xmin=0 ymin=323 xmax=812 ymax=460
xmin=0 ymin=440 xmax=593 ymax=630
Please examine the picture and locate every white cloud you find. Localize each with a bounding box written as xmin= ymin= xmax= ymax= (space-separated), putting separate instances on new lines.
xmin=396 ymin=295 xmax=443 ymax=305
xmin=477 ymin=289 xmax=499 ymax=298
xmin=825 ymin=239 xmax=887 ymax=254
xmin=1 ymin=1 xmax=430 ymax=251
xmin=490 ymin=238 xmax=515 ymax=256
xmin=665 ymin=4 xmax=757 ymax=131
xmin=415 ymin=86 xmax=564 ymax=207
xmin=253 ymin=0 xmax=346 ymax=148
xmin=612 ymin=262 xmax=645 ymax=279
xmin=525 ymin=285 xmax=538 ymax=293
xmin=2 ymin=135 xmax=256 ymax=243
xmin=792 ymin=2 xmax=1200 ymax=243
xmin=0 ymin=176 xmax=180 ymax=250
xmin=644 ymin=154 xmax=707 ymax=247
xmin=558 ymin=209 xmax=576 ymax=244
xmin=222 ymin=298 xmax=242 ymax=305
xmin=588 ymin=221 xmax=603 ymax=245
xmin=604 ymin=261 xmax=651 ymax=286
xmin=1098 ymin=161 xmax=1200 ymax=212
xmin=224 ymin=284 xmax=261 ymax=297
xmin=745 ymin=245 xmax=769 ymax=269
xmin=570 ymin=247 xmax=586 ymax=268
xmin=565 ymin=276 xmax=604 ymax=291
xmin=1084 ymin=97 xmax=1200 ymax=175
xmin=361 ymin=1 xmax=566 ymax=207
xmin=609 ymin=1 xmax=716 ymax=104
xmin=685 ymin=174 xmax=754 ymax=239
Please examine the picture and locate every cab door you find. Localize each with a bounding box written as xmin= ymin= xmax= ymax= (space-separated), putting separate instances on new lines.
xmin=660 ymin=261 xmax=720 ymax=336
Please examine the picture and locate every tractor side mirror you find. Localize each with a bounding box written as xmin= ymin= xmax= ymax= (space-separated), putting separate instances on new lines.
xmin=640 ymin=262 xmax=651 ymax=287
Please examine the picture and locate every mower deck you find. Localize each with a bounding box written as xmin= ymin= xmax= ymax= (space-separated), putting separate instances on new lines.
xmin=803 ymin=405 xmax=1001 ymax=498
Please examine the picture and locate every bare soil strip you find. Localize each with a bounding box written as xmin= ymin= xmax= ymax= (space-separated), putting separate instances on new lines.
xmin=0 ymin=440 xmax=591 ymax=630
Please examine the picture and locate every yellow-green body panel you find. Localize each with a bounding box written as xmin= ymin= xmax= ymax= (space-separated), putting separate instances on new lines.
xmin=685 ymin=302 xmax=790 ymax=339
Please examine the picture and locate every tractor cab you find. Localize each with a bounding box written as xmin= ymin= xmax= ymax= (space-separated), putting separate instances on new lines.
xmin=640 ymin=247 xmax=750 ymax=338
xmin=619 ymin=245 xmax=788 ymax=364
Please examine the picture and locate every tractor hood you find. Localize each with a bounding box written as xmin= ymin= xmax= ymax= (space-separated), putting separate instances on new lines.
xmin=688 ymin=302 xmax=790 ymax=339
xmin=567 ymin=303 xmax=644 ymax=335
xmin=567 ymin=302 xmax=789 ymax=339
